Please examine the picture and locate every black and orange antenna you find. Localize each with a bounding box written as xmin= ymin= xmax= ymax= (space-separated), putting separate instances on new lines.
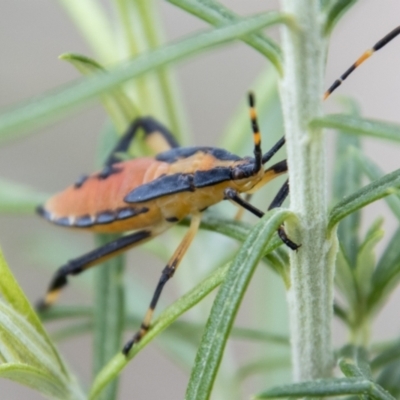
xmin=324 ymin=26 xmax=400 ymax=100
xmin=247 ymin=92 xmax=286 ymax=168
xmin=248 ymin=92 xmax=263 ymax=172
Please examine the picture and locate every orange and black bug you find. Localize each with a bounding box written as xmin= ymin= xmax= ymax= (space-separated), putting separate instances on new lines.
xmin=37 ymin=93 xmax=297 ymax=355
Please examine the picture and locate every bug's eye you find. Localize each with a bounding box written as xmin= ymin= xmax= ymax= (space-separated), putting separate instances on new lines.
xmin=232 ymin=168 xmax=245 ymax=180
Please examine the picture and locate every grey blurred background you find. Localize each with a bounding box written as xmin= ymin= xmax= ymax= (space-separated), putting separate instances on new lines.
xmin=1 ymin=0 xmax=400 ymax=399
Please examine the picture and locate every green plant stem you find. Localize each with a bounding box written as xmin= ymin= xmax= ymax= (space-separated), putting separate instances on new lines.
xmin=93 ymin=234 xmax=125 ymax=400
xmin=279 ymin=0 xmax=336 ymax=380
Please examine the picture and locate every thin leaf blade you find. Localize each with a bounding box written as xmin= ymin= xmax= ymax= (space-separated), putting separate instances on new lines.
xmin=0 ymin=12 xmax=291 ymax=142
xmin=353 ymin=148 xmax=400 ymax=220
xmin=311 ymin=115 xmax=400 ymax=143
xmin=328 ymin=169 xmax=400 ymax=230
xmin=255 ymin=377 xmax=395 ymax=400
xmin=185 ymin=209 xmax=295 ymax=400
xmin=0 ymin=178 xmax=48 ymax=214
xmin=60 ymin=53 xmax=139 ymax=132
xmin=324 ymin=0 xmax=359 ymax=35
xmin=167 ymin=0 xmax=287 ymax=74
xmin=0 ymin=364 xmax=76 ymax=400
xmin=333 ymin=125 xmax=362 ymax=267
xmin=368 ymin=227 xmax=400 ymax=311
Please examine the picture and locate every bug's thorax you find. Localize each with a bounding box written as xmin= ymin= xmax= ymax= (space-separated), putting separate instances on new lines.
xmin=229 ymin=160 xmax=261 ymax=193
xmin=162 ymin=150 xmax=240 ymax=175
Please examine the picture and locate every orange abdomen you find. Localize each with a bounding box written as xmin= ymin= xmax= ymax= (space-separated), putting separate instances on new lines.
xmin=41 ymin=158 xmax=169 ymax=233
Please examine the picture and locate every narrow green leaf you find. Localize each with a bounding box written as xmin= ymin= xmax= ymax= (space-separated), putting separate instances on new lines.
xmin=333 ymin=132 xmax=362 ymax=267
xmin=0 ymin=178 xmax=48 ymax=214
xmin=0 ymin=302 xmax=60 ymax=372
xmin=310 ymin=115 xmax=400 ymax=143
xmin=353 ymin=148 xmax=400 ymax=220
xmin=228 ymin=326 xmax=289 ymax=345
xmin=264 ymin=250 xmax=290 ymax=288
xmin=185 ymin=209 xmax=295 ymax=400
xmin=256 ymin=378 xmax=396 ymax=400
xmin=323 ymin=0 xmax=359 ymax=35
xmin=60 ymin=53 xmax=139 ymax=133
xmin=339 ymin=345 xmax=372 ymax=379
xmin=334 ymin=302 xmax=350 ymax=326
xmin=57 ymin=0 xmax=117 ymax=63
xmin=0 ymin=251 xmax=65 ymax=373
xmin=320 ymin=0 xmax=332 ymax=10
xmin=92 ymin=114 xmax=128 ymax=400
xmin=0 ymin=252 xmax=85 ymax=398
xmin=355 ymin=218 xmax=383 ymax=288
xmin=335 ymin=247 xmax=358 ymax=315
xmin=0 ymin=12 xmax=291 ymax=142
xmin=376 ymin=360 xmax=400 ymax=397
xmin=237 ymin=356 xmax=291 ymax=381
xmin=0 ymin=364 xmax=79 ymax=400
xmin=184 ymin=213 xmax=283 ymax=255
xmin=371 ymin=340 xmax=400 ymax=370
xmin=89 ymin=261 xmax=230 ymax=399
xmin=0 ymin=302 xmax=85 ymax=399
xmin=39 ymin=305 xmax=92 ymax=322
xmin=167 ymin=0 xmax=288 ymax=74
xmin=328 ymin=169 xmax=400 ymax=230
xmin=368 ymin=227 xmax=400 ymax=311
xmin=113 ymin=0 xmax=189 ymax=144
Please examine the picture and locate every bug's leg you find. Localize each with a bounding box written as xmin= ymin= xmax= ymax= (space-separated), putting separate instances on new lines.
xmin=234 ymin=194 xmax=252 ymax=221
xmin=224 ymin=187 xmax=299 ymax=250
xmin=324 ymin=26 xmax=400 ymax=100
xmin=262 ymin=137 xmax=285 ymax=165
xmin=265 ymin=180 xmax=299 ymax=250
xmin=235 ymin=159 xmax=287 ymax=221
xmin=36 ymin=230 xmax=154 ymax=310
xmin=268 ymin=179 xmax=289 ymax=211
xmin=99 ymin=117 xmax=180 ymax=179
xmin=122 ymin=214 xmax=201 ymax=355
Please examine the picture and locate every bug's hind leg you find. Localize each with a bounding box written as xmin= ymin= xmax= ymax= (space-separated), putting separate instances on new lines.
xmin=122 ymin=214 xmax=201 ymax=355
xmin=36 ymin=230 xmax=154 ymax=310
xmin=97 ymin=117 xmax=180 ymax=180
xmin=103 ymin=117 xmax=179 ymax=168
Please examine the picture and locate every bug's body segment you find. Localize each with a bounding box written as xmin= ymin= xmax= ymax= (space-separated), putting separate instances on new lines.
xmin=39 ymin=147 xmax=286 ymax=234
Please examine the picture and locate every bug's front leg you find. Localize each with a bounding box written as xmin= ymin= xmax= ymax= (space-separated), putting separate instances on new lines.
xmin=122 ymin=213 xmax=201 ymax=355
xmin=36 ymin=230 xmax=153 ymax=310
xmin=224 ymin=184 xmax=299 ymax=250
xmin=266 ymin=180 xmax=299 ymax=250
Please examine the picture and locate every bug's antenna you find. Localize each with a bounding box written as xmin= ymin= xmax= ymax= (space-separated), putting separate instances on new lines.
xmin=324 ymin=26 xmax=400 ymax=100
xmin=248 ymin=92 xmax=262 ymax=172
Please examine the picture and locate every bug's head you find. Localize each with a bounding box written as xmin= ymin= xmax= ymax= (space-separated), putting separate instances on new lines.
xmin=230 ymin=93 xmax=287 ymax=193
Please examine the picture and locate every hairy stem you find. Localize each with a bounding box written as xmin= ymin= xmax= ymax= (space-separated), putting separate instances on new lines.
xmin=279 ymin=0 xmax=337 ymax=381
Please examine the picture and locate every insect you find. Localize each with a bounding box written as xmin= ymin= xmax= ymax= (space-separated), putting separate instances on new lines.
xmin=37 ymin=93 xmax=297 ymax=355
xmin=36 ymin=24 xmax=400 ymax=356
